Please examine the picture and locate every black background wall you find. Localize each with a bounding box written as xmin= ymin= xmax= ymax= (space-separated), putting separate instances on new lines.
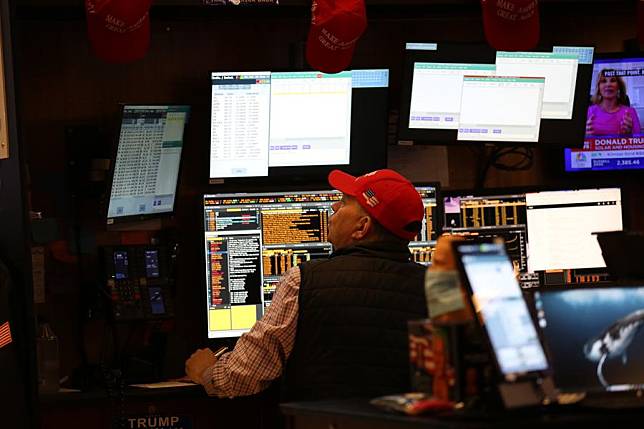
xmin=9 ymin=0 xmax=644 ymax=387
xmin=1 ymin=0 xmax=35 ymax=427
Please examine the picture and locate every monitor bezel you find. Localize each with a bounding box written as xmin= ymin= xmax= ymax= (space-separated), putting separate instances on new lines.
xmin=105 ymin=103 xmax=191 ymax=226
xmin=398 ymin=42 xmax=594 ymax=147
xmin=206 ymin=68 xmax=390 ymax=184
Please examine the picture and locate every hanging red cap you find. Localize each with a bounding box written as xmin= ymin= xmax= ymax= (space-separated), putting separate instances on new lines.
xmin=306 ymin=0 xmax=367 ymax=74
xmin=481 ymin=0 xmax=540 ymax=51
xmin=85 ymin=0 xmax=154 ymax=64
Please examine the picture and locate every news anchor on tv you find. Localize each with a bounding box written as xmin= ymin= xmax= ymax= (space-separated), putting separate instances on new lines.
xmin=586 ymin=69 xmax=641 ymax=137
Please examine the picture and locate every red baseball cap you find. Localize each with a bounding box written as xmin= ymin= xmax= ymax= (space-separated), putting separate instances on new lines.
xmin=480 ymin=0 xmax=540 ymax=51
xmin=328 ymin=169 xmax=424 ymax=240
xmin=85 ymin=0 xmax=153 ymax=64
xmin=306 ymin=0 xmax=367 ymax=74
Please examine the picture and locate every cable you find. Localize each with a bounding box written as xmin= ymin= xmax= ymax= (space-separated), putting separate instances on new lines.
xmin=475 ymin=144 xmax=535 ymax=189
xmin=491 ymin=146 xmax=534 ymax=171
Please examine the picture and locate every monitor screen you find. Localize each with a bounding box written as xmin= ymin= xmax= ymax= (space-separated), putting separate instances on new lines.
xmin=443 ymin=192 xmax=531 ymax=281
xmin=113 ymin=250 xmax=129 ymax=280
xmin=202 ymin=185 xmax=439 ymax=338
xmin=525 ymin=188 xmax=623 ymax=271
xmin=399 ymin=43 xmax=593 ymax=145
xmin=409 ymin=186 xmax=439 ymax=265
xmin=148 ymin=287 xmax=166 ymax=315
xmin=144 ymin=250 xmax=160 ymax=278
xmin=209 ymin=69 xmax=389 ymax=180
xmin=107 ymin=105 xmax=190 ymax=224
xmin=535 ymin=286 xmax=644 ymax=392
xmin=455 ymin=242 xmax=549 ymax=379
xmin=565 ymin=54 xmax=644 ymax=172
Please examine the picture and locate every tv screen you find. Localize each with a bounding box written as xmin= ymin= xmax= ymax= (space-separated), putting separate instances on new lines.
xmin=565 ymin=54 xmax=644 ymax=172
xmin=209 ymin=69 xmax=389 ymax=181
xmin=202 ymin=184 xmax=439 ymax=339
xmin=107 ymin=105 xmax=190 ymax=224
xmin=399 ymin=43 xmax=593 ymax=145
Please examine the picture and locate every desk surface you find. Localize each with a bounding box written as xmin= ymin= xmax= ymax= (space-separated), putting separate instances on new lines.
xmin=280 ymin=398 xmax=644 ymax=429
xmin=39 ymin=384 xmax=205 ymax=405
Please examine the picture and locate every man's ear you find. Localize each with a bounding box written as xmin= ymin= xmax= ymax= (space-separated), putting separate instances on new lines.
xmin=352 ymin=215 xmax=372 ymax=241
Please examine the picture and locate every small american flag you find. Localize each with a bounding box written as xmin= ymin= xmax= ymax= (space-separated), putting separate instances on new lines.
xmin=0 ymin=321 xmax=12 ymax=349
xmin=362 ymin=189 xmax=380 ymax=208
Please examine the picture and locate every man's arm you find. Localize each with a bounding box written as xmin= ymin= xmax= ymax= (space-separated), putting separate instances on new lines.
xmin=186 ymin=266 xmax=300 ymax=398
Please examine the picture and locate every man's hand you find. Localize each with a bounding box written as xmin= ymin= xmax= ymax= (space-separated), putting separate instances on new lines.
xmin=185 ymin=348 xmax=216 ymax=384
xmin=430 ymin=234 xmax=465 ymax=272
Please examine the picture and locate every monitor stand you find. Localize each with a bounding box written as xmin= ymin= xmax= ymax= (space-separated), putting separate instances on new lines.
xmin=497 ymin=376 xmax=557 ymax=409
xmin=107 ymin=218 xmax=163 ymax=232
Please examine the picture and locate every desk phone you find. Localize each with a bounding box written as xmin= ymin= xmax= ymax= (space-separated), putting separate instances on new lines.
xmin=100 ymin=246 xmax=174 ymax=321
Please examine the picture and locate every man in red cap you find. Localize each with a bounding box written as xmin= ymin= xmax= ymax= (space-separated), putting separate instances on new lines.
xmin=186 ymin=168 xmax=428 ymax=401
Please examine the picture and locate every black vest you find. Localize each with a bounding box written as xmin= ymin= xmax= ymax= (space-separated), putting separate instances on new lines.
xmin=281 ymin=242 xmax=427 ymax=401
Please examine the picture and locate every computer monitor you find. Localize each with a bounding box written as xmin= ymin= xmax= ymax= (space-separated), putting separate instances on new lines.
xmin=107 ymin=105 xmax=190 ymax=224
xmin=525 ymin=187 xmax=623 ymax=271
xmin=202 ymin=184 xmax=439 ymax=338
xmin=409 ymin=185 xmax=440 ymax=265
xmin=398 ymin=43 xmax=593 ymax=145
xmin=209 ymin=69 xmax=389 ymax=181
xmin=203 ymin=190 xmax=337 ymax=338
xmin=565 ymin=53 xmax=644 ymax=172
xmin=454 ymin=241 xmax=550 ymax=380
xmin=534 ymin=285 xmax=644 ymax=392
xmin=443 ymin=191 xmax=531 ymax=281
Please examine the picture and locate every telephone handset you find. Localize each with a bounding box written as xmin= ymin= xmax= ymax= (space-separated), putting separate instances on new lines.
xmin=101 ymin=245 xmax=175 ymax=321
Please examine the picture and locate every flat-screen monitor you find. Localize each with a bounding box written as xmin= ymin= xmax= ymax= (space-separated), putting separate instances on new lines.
xmin=535 ymin=285 xmax=644 ymax=392
xmin=454 ymin=241 xmax=550 ymax=380
xmin=443 ymin=191 xmax=531 ymax=282
xmin=209 ymin=69 xmax=389 ymax=181
xmin=202 ymin=184 xmax=439 ymax=338
xmin=525 ymin=187 xmax=623 ymax=271
xmin=409 ymin=185 xmax=440 ymax=265
xmin=399 ymin=43 xmax=593 ymax=145
xmin=107 ymin=105 xmax=190 ymax=224
xmin=565 ymin=54 xmax=644 ymax=172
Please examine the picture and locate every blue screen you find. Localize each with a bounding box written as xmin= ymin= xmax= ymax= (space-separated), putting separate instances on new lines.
xmin=145 ymin=250 xmax=160 ymax=278
xmin=148 ymin=286 xmax=166 ymax=315
xmin=113 ymin=251 xmax=129 ymax=280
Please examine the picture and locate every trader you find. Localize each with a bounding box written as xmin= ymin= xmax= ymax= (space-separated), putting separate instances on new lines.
xmin=186 ymin=168 xmax=428 ymax=401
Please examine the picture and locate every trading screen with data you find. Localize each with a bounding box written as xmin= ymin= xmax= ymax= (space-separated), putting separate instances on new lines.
xmin=107 ymin=105 xmax=190 ymax=223
xmin=443 ymin=192 xmax=536 ymax=287
xmin=203 ymin=185 xmax=438 ymax=338
xmin=409 ymin=186 xmax=440 ymax=265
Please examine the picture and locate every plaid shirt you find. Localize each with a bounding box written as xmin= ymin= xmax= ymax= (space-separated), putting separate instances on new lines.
xmin=200 ymin=267 xmax=300 ymax=398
